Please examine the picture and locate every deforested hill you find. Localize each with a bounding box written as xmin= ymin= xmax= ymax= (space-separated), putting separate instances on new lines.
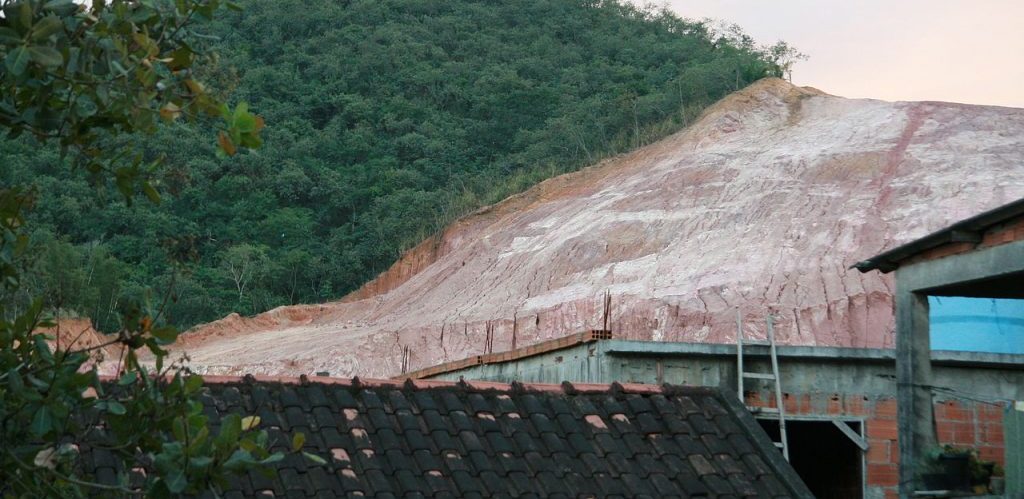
xmin=171 ymin=78 xmax=1024 ymax=378
xmin=1 ymin=0 xmax=792 ymax=331
xmin=172 ymin=77 xmax=1024 ymax=377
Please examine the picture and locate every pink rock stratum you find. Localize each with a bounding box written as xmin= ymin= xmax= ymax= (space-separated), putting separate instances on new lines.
xmin=171 ymin=78 xmax=1024 ymax=378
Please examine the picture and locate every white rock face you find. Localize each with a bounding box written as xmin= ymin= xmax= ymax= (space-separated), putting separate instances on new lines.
xmin=172 ymin=79 xmax=1024 ymax=378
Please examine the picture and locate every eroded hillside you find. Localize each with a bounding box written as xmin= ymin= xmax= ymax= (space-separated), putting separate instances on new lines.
xmin=172 ymin=78 xmax=1024 ymax=377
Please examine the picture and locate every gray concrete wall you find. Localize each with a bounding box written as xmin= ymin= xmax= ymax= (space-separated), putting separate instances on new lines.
xmin=1008 ymin=405 xmax=1024 ymax=496
xmin=430 ymin=340 xmax=610 ymax=383
xmin=429 ymin=340 xmax=1024 ymax=404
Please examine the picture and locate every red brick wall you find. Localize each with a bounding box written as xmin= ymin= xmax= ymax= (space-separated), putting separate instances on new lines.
xmin=745 ymin=391 xmax=1007 ymax=498
xmin=904 ymin=216 xmax=1024 ymax=267
xmin=935 ymin=400 xmax=1006 ymax=464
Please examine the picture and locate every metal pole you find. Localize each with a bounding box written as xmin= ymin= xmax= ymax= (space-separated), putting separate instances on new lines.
xmin=736 ymin=308 xmax=744 ymax=402
xmin=768 ymin=314 xmax=790 ymax=461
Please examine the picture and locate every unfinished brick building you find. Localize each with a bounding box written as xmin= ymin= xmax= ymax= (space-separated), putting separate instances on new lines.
xmin=395 ymin=198 xmax=1024 ymax=497
xmin=404 ymin=331 xmax=1023 ymax=497
xmin=856 ymin=196 xmax=1024 ymax=496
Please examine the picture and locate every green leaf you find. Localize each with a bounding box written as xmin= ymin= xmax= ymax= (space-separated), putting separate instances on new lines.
xmin=132 ymin=32 xmax=158 ymax=57
xmin=151 ymin=324 xmax=177 ymax=343
xmin=241 ymin=415 xmax=260 ymax=431
xmin=231 ymin=102 xmax=249 ymax=125
xmin=184 ymin=374 xmax=203 ymax=394
xmin=234 ymin=113 xmax=257 ymax=133
xmin=216 ymin=413 xmax=242 ymax=452
xmin=239 ymin=438 xmax=258 ymax=453
xmin=18 ymin=1 xmax=32 ymax=31
xmin=43 ymin=0 xmax=78 ymax=16
xmin=239 ymin=133 xmax=262 ymax=149
xmin=31 ymin=406 xmax=54 ymax=437
xmin=142 ymin=181 xmax=161 ymax=204
xmin=187 ymin=412 xmax=206 ymax=428
xmin=106 ymin=400 xmax=127 ymax=415
xmin=171 ymin=416 xmax=186 ymax=442
xmin=145 ymin=339 xmax=169 ymax=357
xmin=118 ymin=371 xmax=137 ymax=385
xmin=32 ymin=334 xmax=54 ymax=364
xmin=291 ymin=432 xmax=305 ymax=452
xmin=196 ymin=2 xmax=217 ymax=20
xmin=159 ymin=102 xmax=181 ymax=122
xmin=27 ymin=45 xmax=63 ymax=68
xmin=260 ymin=452 xmax=284 ymax=465
xmin=26 ymin=373 xmax=50 ymax=390
xmin=74 ymin=94 xmax=97 ymax=118
xmin=223 ymin=449 xmax=256 ymax=471
xmin=31 ymin=16 xmax=64 ymax=41
xmin=303 ymin=452 xmax=327 ymax=466
xmin=110 ymin=59 xmax=129 ymax=77
xmin=188 ymin=456 xmax=213 ymax=469
xmin=165 ymin=469 xmax=187 ymax=493
xmin=152 ymin=445 xmax=177 ymax=476
xmin=114 ymin=168 xmax=134 ymax=201
xmin=5 ymin=46 xmax=30 ymax=76
xmin=0 ymin=27 xmax=21 ymax=44
xmin=35 ymin=107 xmax=61 ymax=131
xmin=190 ymin=425 xmax=210 ymax=449
xmin=7 ymin=368 xmax=24 ymax=393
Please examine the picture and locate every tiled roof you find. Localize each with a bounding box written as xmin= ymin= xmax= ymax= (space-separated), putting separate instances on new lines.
xmin=95 ymin=376 xmax=813 ymax=497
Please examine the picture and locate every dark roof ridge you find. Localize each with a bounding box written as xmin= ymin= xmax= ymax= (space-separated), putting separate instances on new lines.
xmin=192 ymin=373 xmax=675 ymax=396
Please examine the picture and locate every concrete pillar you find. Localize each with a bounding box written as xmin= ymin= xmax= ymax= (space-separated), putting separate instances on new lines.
xmin=895 ymin=284 xmax=936 ymax=496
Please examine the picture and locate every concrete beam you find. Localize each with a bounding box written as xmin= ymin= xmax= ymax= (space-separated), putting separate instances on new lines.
xmin=898 ymin=240 xmax=1024 ymax=292
xmin=894 ymin=287 xmax=934 ymax=496
xmin=600 ymin=340 xmax=1024 ymax=368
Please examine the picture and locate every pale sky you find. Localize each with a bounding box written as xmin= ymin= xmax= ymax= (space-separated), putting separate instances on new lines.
xmin=661 ymin=0 xmax=1024 ymax=108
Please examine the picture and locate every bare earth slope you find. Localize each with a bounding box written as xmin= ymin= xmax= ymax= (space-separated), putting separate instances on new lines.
xmin=174 ymin=78 xmax=1024 ymax=378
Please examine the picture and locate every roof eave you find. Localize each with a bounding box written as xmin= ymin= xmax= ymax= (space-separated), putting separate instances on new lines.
xmin=852 ymin=197 xmax=1024 ymax=274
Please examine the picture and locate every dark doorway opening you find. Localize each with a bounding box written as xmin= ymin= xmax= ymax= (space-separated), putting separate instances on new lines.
xmin=759 ymin=419 xmax=863 ymax=499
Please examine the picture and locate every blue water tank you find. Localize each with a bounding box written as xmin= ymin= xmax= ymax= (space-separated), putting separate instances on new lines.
xmin=929 ymin=296 xmax=1024 ymax=354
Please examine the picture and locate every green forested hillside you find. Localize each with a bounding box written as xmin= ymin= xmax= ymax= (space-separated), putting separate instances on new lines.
xmin=2 ymin=0 xmax=793 ymax=331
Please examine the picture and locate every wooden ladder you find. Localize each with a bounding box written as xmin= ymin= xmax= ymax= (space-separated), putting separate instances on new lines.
xmin=736 ymin=309 xmax=790 ymax=461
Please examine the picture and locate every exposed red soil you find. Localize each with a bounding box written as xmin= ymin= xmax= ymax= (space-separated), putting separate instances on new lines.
xmin=168 ymin=78 xmax=1024 ymax=378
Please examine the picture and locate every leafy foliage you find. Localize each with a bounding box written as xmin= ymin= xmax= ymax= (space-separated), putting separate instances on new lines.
xmin=0 ymin=0 xmax=262 ymax=200
xmin=0 ymin=0 xmax=284 ymax=496
xmin=4 ymin=0 xmax=795 ymax=329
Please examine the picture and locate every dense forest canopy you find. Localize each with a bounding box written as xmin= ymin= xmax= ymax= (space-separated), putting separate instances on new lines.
xmin=2 ymin=0 xmax=795 ymax=331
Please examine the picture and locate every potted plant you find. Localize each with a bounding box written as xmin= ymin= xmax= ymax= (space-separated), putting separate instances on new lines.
xmin=990 ymin=464 xmax=1006 ymax=495
xmin=921 ymin=446 xmax=973 ymax=491
xmin=969 ymin=453 xmax=995 ymax=494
